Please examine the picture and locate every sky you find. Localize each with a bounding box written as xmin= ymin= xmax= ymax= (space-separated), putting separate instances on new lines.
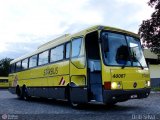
xmin=0 ymin=0 xmax=154 ymax=60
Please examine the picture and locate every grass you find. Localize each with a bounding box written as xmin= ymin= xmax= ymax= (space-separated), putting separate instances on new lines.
xmin=151 ymin=87 xmax=160 ymax=91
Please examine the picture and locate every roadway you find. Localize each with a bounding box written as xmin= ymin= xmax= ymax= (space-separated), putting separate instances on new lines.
xmin=0 ymin=89 xmax=159 ymax=120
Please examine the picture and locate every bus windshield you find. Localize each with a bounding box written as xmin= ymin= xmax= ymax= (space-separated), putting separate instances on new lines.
xmin=101 ymin=31 xmax=147 ymax=68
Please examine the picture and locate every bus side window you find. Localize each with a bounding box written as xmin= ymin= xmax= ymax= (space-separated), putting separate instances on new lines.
xmin=29 ymin=55 xmax=38 ymax=68
xmin=16 ymin=61 xmax=22 ymax=72
xmin=71 ymin=38 xmax=82 ymax=58
xmin=50 ymin=45 xmax=64 ymax=62
xmin=65 ymin=42 xmax=70 ymax=59
xmin=38 ymin=51 xmax=49 ymax=65
xmin=71 ymin=37 xmax=85 ymax=68
xmin=22 ymin=58 xmax=28 ymax=70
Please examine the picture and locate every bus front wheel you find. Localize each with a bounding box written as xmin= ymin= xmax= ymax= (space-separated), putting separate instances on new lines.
xmin=66 ymin=83 xmax=80 ymax=108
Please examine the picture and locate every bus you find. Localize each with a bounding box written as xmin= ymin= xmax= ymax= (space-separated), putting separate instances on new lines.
xmin=8 ymin=25 xmax=151 ymax=106
xmin=0 ymin=77 xmax=9 ymax=88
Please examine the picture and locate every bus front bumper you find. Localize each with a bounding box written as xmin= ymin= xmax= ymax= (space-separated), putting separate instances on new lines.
xmin=103 ymin=88 xmax=151 ymax=103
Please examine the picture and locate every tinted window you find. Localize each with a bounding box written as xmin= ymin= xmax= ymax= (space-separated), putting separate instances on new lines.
xmin=65 ymin=42 xmax=70 ymax=59
xmin=101 ymin=31 xmax=147 ymax=68
xmin=0 ymin=79 xmax=8 ymax=83
xmin=22 ymin=59 xmax=28 ymax=70
xmin=50 ymin=45 xmax=64 ymax=62
xmin=101 ymin=32 xmax=130 ymax=66
xmin=16 ymin=61 xmax=21 ymax=71
xmin=126 ymin=36 xmax=147 ymax=67
xmin=71 ymin=38 xmax=82 ymax=57
xmin=38 ymin=51 xmax=49 ymax=65
xmin=29 ymin=55 xmax=37 ymax=68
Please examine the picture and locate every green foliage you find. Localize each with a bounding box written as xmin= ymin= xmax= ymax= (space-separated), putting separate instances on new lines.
xmin=0 ymin=58 xmax=12 ymax=76
xmin=139 ymin=0 xmax=160 ymax=59
xmin=152 ymin=87 xmax=160 ymax=91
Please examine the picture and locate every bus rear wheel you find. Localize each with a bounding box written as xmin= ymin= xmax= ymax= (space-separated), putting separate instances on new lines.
xmin=16 ymin=85 xmax=21 ymax=99
xmin=21 ymin=85 xmax=30 ymax=101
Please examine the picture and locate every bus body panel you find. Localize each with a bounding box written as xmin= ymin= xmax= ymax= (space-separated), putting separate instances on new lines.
xmin=70 ymin=60 xmax=87 ymax=86
xmin=102 ymin=65 xmax=150 ymax=89
xmin=0 ymin=83 xmax=9 ymax=88
xmin=0 ymin=77 xmax=9 ymax=88
xmin=9 ymin=60 xmax=70 ymax=87
xmin=110 ymin=68 xmax=150 ymax=89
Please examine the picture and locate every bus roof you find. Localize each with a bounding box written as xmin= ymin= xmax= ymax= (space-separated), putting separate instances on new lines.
xmin=10 ymin=25 xmax=139 ymax=64
xmin=0 ymin=77 xmax=8 ymax=79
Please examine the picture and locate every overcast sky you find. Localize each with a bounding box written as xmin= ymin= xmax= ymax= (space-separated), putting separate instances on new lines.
xmin=0 ymin=0 xmax=154 ymax=60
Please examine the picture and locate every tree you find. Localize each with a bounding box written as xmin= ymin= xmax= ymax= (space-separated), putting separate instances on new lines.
xmin=0 ymin=58 xmax=12 ymax=76
xmin=138 ymin=0 xmax=160 ymax=59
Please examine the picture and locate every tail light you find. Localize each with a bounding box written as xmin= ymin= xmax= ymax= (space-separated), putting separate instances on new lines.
xmin=104 ymin=82 xmax=111 ymax=90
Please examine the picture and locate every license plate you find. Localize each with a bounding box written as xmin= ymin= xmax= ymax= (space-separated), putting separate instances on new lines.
xmin=130 ymin=94 xmax=137 ymax=99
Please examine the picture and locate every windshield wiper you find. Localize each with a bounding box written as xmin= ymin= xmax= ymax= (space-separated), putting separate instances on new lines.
xmin=133 ymin=57 xmax=144 ymax=70
xmin=121 ymin=58 xmax=144 ymax=69
xmin=121 ymin=62 xmax=127 ymax=69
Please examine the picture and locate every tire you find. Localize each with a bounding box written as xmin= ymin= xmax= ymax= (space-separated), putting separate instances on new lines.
xmin=65 ymin=84 xmax=70 ymax=101
xmin=16 ymin=85 xmax=22 ymax=99
xmin=21 ymin=85 xmax=30 ymax=101
xmin=66 ymin=83 xmax=80 ymax=108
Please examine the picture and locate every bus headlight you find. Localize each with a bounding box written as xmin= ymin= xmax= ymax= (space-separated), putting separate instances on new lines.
xmin=145 ymin=81 xmax=150 ymax=87
xmin=111 ymin=82 xmax=122 ymax=89
xmin=147 ymin=81 xmax=150 ymax=87
xmin=111 ymin=82 xmax=117 ymax=89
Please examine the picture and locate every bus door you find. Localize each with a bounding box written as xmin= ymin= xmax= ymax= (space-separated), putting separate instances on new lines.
xmin=85 ymin=31 xmax=103 ymax=102
xmin=69 ymin=37 xmax=88 ymax=103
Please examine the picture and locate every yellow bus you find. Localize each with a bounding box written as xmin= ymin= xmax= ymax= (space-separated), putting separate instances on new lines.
xmin=0 ymin=77 xmax=9 ymax=88
xmin=8 ymin=25 xmax=150 ymax=106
